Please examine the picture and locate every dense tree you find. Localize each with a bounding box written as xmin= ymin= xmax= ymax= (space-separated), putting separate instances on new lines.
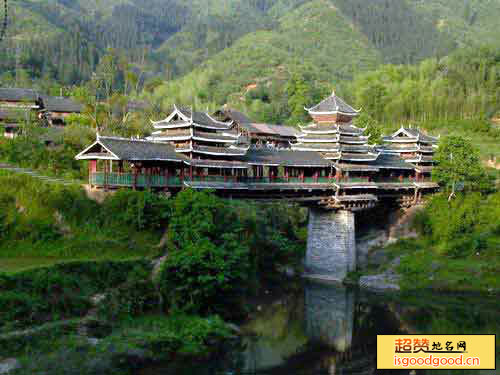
xmin=432 ymin=136 xmax=489 ymax=200
xmin=158 ymin=189 xmax=250 ymax=314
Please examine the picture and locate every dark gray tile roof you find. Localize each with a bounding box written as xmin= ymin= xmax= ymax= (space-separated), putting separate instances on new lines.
xmin=187 ymin=159 xmax=248 ymax=169
xmin=339 ymin=124 xmax=364 ymax=135
xmin=241 ymin=149 xmax=332 ymax=167
xmin=341 ymin=145 xmax=373 ymax=153
xmin=193 ymin=130 xmax=238 ymax=142
xmin=41 ymin=96 xmax=82 ymax=113
xmin=193 ymin=144 xmax=248 ymax=156
xmin=79 ymin=136 xmax=186 ymax=162
xmin=178 ymin=106 xmax=232 ymax=129
xmin=306 ymin=92 xmax=359 ymax=115
xmin=299 ymin=124 xmax=339 ymax=133
xmin=0 ymin=88 xmax=39 ymax=102
xmin=216 ymin=108 xmax=253 ymax=125
xmin=341 ymin=153 xmax=379 ymax=161
xmin=370 ymin=154 xmax=414 ymax=170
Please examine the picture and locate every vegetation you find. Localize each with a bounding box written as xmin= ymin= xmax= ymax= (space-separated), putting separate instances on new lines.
xmin=433 ymin=136 xmax=491 ymax=199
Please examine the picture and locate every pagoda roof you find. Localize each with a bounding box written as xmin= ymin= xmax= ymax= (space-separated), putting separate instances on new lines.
xmin=241 ymin=149 xmax=332 ymax=167
xmin=339 ymin=124 xmax=366 ymax=135
xmin=177 ymin=106 xmax=234 ymax=130
xmin=340 ymin=135 xmax=369 ymax=144
xmin=193 ymin=129 xmax=240 ymax=142
xmin=40 ymin=96 xmax=82 ymax=113
xmin=377 ymin=144 xmax=420 ymax=153
xmin=296 ymin=133 xmax=340 ymax=142
xmin=341 ymin=145 xmax=373 ymax=153
xmin=75 ymin=136 xmax=185 ymax=162
xmin=386 ymin=127 xmax=439 ymax=144
xmin=299 ymin=123 xmax=339 ymax=134
xmin=0 ymin=88 xmax=39 ymax=102
xmin=305 ymin=91 xmax=360 ymax=116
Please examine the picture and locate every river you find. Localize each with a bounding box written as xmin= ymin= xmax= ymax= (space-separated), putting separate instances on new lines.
xmin=139 ymin=281 xmax=499 ymax=375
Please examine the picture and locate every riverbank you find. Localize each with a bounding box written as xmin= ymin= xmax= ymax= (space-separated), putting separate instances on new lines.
xmin=354 ymin=192 xmax=500 ymax=294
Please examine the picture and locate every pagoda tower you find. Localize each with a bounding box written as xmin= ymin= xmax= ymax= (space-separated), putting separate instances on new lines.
xmin=378 ymin=126 xmax=439 ymax=176
xmin=291 ymin=91 xmax=378 ymax=163
xmin=147 ymin=105 xmax=249 ymax=173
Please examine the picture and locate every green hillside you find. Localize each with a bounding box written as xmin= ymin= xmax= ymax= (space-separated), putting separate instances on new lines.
xmin=2 ymin=0 xmax=500 ymax=87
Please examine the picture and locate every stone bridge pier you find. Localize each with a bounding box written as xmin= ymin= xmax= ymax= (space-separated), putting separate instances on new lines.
xmin=305 ymin=208 xmax=356 ymax=281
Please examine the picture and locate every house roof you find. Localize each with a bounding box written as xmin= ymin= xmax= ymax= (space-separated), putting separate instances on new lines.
xmin=216 ymin=108 xmax=253 ymax=125
xmin=248 ymin=123 xmax=298 ymax=137
xmin=0 ymin=88 xmax=39 ymax=102
xmin=76 ymin=136 xmax=186 ymax=162
xmin=41 ymin=96 xmax=82 ymax=113
xmin=306 ymin=91 xmax=360 ymax=115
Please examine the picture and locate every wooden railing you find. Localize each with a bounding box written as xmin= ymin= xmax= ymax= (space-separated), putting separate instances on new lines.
xmin=90 ymin=172 xmax=429 ymax=189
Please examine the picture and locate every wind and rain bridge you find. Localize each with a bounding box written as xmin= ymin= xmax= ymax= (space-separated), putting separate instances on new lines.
xmin=76 ymin=92 xmax=439 ymax=281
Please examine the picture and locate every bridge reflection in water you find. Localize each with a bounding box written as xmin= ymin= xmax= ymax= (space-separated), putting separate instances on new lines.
xmin=235 ymin=282 xmax=365 ymax=375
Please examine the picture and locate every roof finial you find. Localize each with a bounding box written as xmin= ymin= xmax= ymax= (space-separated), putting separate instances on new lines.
xmin=331 ymin=88 xmax=336 ymax=97
xmin=96 ymin=131 xmax=100 ymax=140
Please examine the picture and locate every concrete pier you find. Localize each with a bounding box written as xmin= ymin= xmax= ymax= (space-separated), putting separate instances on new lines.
xmin=305 ymin=208 xmax=356 ymax=281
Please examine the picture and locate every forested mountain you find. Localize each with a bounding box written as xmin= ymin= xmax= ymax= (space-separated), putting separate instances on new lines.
xmin=1 ymin=0 xmax=500 ymax=88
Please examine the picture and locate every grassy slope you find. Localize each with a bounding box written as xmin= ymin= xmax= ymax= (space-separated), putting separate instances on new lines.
xmin=0 ymin=170 xmax=162 ymax=274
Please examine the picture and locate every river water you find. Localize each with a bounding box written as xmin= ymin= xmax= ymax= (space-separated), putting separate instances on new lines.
xmin=139 ymin=281 xmax=499 ymax=375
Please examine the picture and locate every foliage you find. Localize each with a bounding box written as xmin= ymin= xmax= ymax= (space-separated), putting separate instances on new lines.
xmin=0 ymin=260 xmax=152 ymax=330
xmin=159 ymin=189 xmax=250 ymax=314
xmin=351 ymin=47 xmax=500 ymax=125
xmin=432 ymin=136 xmax=490 ymax=196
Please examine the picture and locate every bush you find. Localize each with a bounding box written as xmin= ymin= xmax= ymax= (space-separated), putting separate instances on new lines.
xmin=158 ymin=189 xmax=250 ymax=314
xmin=0 ymin=260 xmax=152 ymax=330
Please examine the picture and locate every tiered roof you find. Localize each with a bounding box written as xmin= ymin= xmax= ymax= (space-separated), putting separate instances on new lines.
xmin=148 ymin=105 xmax=249 ymax=164
xmin=292 ymin=92 xmax=378 ymax=162
xmin=378 ymin=127 xmax=439 ymax=166
xmin=305 ymin=91 xmax=360 ymax=116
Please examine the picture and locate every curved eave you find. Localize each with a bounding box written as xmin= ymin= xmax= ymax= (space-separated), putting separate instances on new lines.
xmin=148 ymin=135 xmax=191 ymax=142
xmin=300 ymin=129 xmax=339 ymax=135
xmin=151 ymin=123 xmax=192 ymax=129
xmin=307 ymin=110 xmax=360 ymax=116
xmin=296 ymin=137 xmax=340 ymax=143
xmin=192 ymin=136 xmax=238 ymax=143
xmin=383 ymin=138 xmax=419 ymax=143
xmin=193 ymin=122 xmax=233 ymax=131
xmin=339 ymin=139 xmax=368 ymax=144
xmin=291 ymin=145 xmax=340 ymax=152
